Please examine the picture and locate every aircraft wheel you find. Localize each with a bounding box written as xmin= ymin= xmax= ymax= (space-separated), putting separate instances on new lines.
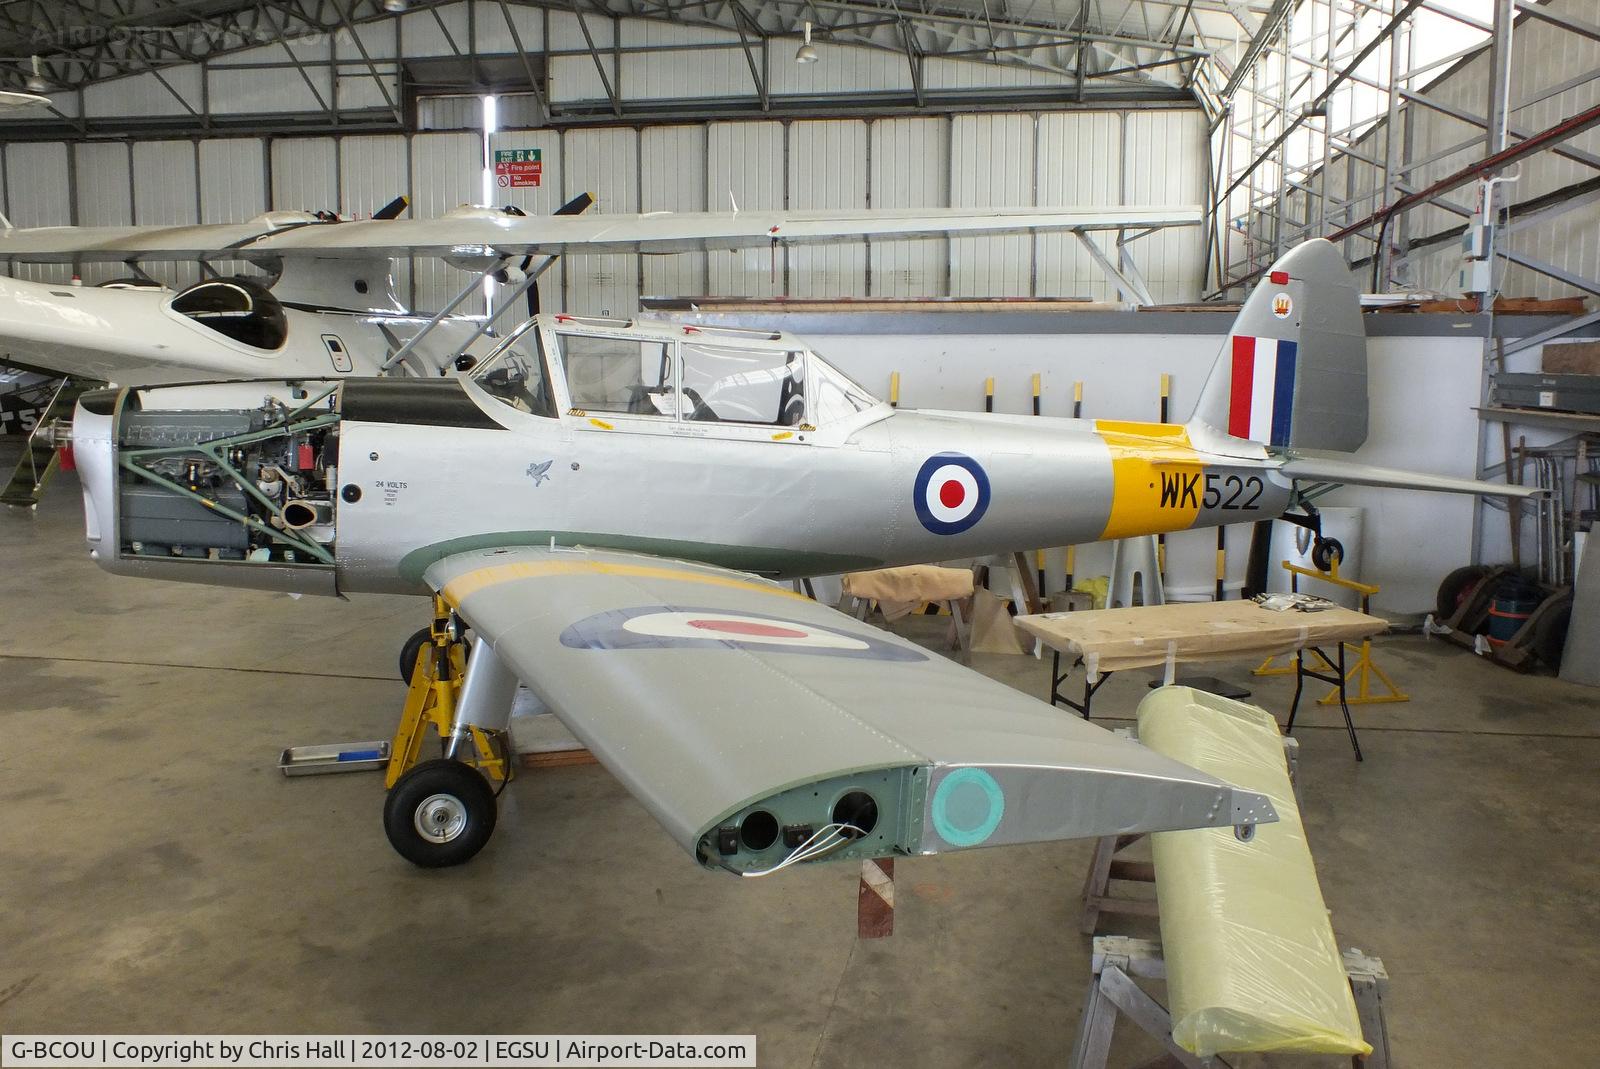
xmin=383 ymin=759 xmax=497 ymax=868
xmin=1311 ymin=537 xmax=1344 ymax=573
xmin=399 ymin=627 xmax=432 ymax=683
xmin=1434 ymin=565 xmax=1491 ymax=622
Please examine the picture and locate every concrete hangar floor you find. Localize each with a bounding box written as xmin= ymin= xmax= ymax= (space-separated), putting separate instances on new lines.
xmin=2 ymin=458 xmax=1598 ymax=1068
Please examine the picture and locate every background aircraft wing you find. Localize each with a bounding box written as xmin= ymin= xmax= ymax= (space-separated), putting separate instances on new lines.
xmin=425 ymin=545 xmax=1274 ymax=874
xmin=242 ymin=205 xmax=1203 ymax=257
xmin=0 ymin=205 xmax=1201 ymax=263
xmin=0 ymin=216 xmax=322 ymax=263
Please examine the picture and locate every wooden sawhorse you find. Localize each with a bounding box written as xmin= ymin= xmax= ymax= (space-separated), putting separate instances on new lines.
xmin=1069 ymin=936 xmax=1392 ymax=1069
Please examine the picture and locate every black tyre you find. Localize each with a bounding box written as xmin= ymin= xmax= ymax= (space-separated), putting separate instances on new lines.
xmin=399 ymin=626 xmax=432 ymax=683
xmin=383 ymin=759 xmax=497 ymax=868
xmin=1311 ymin=537 xmax=1344 ymax=573
xmin=1434 ymin=565 xmax=1492 ymax=622
xmin=1532 ymin=604 xmax=1571 ymax=671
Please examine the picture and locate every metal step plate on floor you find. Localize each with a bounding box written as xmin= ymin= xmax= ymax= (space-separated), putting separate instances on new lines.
xmin=278 ymin=740 xmax=391 ymax=776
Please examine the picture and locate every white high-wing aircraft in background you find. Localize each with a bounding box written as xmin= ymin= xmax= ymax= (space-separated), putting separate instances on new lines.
xmin=0 ymin=196 xmax=1200 ymax=504
xmin=0 ymin=198 xmax=1202 ymax=386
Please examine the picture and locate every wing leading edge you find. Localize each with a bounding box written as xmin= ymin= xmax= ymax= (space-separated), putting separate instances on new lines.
xmin=425 ymin=546 xmax=1275 ymax=875
xmin=0 ymin=206 xmax=1201 ymax=263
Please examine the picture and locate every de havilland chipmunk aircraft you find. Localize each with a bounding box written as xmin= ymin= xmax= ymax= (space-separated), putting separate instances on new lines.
xmin=49 ymin=236 xmax=1536 ymax=878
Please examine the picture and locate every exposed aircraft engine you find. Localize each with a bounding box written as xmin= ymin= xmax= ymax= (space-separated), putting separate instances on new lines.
xmin=72 ymin=381 xmax=342 ymax=595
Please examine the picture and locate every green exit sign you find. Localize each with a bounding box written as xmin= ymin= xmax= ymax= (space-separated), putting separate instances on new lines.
xmin=493 ymin=148 xmax=542 ymax=188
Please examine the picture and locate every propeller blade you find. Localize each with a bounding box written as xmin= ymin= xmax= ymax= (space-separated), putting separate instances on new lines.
xmin=375 ymin=322 xmax=405 ymax=368
xmin=505 ymin=195 xmax=586 ymax=318
xmin=372 ymin=195 xmax=409 ymax=221
xmin=555 ymin=192 xmax=594 ymax=216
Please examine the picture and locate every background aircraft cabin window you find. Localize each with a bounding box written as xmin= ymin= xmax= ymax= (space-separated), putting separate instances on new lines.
xmin=472 ymin=346 xmax=556 ymax=418
xmin=559 ymin=334 xmax=675 ymax=416
xmin=811 ymin=359 xmax=877 ymax=425
xmin=168 ymin=277 xmax=288 ymax=350
xmin=680 ymin=343 xmax=806 ymax=426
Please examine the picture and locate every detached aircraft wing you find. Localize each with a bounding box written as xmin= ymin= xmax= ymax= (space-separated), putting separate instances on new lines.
xmin=0 ymin=205 xmax=1201 ymax=263
xmin=424 ymin=545 xmax=1275 ymax=874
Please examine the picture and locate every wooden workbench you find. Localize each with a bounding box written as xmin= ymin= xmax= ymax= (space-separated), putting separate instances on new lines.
xmin=1014 ymin=600 xmax=1388 ymax=758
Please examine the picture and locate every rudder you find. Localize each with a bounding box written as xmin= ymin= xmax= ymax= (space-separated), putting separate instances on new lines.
xmin=1190 ymin=239 xmax=1367 ymax=453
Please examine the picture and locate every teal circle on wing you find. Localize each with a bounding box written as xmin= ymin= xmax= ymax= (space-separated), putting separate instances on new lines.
xmin=931 ymin=767 xmax=1005 ymax=847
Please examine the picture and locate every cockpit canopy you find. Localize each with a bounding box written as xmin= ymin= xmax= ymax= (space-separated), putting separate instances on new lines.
xmin=168 ymin=277 xmax=288 ymax=350
xmin=469 ymin=315 xmax=880 ymax=431
xmin=473 ymin=348 xmax=556 ymax=418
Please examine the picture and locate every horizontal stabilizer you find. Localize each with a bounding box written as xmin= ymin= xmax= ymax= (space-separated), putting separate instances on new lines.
xmin=1279 ymin=453 xmax=1542 ymax=497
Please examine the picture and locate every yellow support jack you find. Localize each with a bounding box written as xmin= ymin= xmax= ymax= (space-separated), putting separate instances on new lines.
xmin=1254 ymin=646 xmax=1335 ymax=677
xmin=1253 ymin=557 xmax=1409 ymax=706
xmin=1317 ymin=638 xmax=1409 ymax=706
xmin=384 ymin=595 xmax=512 ymax=790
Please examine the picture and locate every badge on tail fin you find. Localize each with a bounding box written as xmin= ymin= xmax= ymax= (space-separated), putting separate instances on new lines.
xmin=1191 ymin=238 xmax=1368 ymax=453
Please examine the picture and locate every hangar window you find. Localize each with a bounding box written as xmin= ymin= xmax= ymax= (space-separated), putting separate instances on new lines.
xmin=556 ymin=333 xmax=676 ymax=417
xmin=679 ymin=342 xmax=806 ymax=426
xmin=169 ymin=278 xmax=288 ymax=350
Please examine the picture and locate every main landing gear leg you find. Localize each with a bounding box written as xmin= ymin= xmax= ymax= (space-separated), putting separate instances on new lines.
xmin=382 ymin=598 xmax=518 ymax=867
xmin=1280 ymin=501 xmax=1345 ymax=575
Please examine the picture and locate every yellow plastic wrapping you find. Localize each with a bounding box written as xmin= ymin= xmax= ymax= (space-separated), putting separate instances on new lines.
xmin=1137 ymin=686 xmax=1371 ymax=1058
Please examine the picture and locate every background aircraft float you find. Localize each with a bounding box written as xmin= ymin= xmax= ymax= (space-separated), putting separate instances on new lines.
xmin=56 ymin=238 xmax=1534 ymax=875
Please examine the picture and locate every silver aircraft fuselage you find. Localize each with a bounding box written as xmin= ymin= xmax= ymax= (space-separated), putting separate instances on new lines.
xmin=332 ymin=407 xmax=1290 ymax=593
xmin=68 ymin=316 xmax=1290 ymax=597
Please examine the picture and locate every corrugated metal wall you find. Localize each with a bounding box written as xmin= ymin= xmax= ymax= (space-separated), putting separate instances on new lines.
xmin=870 ymin=118 xmax=948 ymax=298
xmin=640 ymin=125 xmax=708 ymax=300
xmin=563 ymin=127 xmax=639 ymax=318
xmin=4 ymin=143 xmax=70 ymax=283
xmin=788 ymin=121 xmax=868 ymax=299
xmin=1 ymin=107 xmax=1206 ymax=313
xmin=706 ymin=121 xmax=787 ymax=299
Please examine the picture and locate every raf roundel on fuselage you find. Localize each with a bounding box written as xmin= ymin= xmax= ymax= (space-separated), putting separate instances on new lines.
xmin=913 ymin=453 xmax=991 ymax=535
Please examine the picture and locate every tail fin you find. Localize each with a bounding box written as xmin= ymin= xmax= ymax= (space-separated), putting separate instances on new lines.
xmin=1190 ymin=239 xmax=1367 ymax=453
